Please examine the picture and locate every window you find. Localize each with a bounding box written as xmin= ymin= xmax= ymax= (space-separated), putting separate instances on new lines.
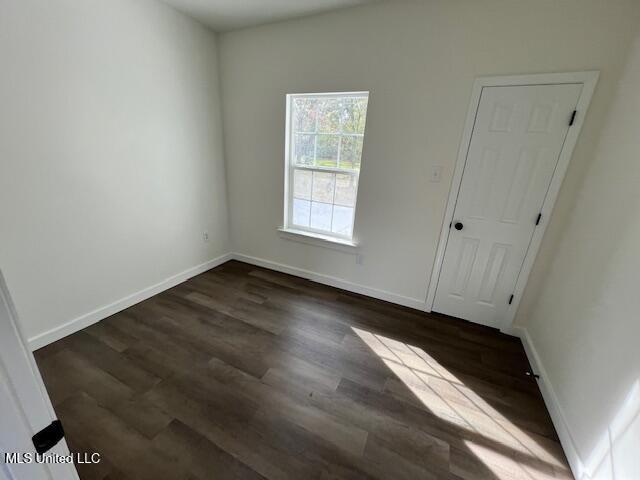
xmin=284 ymin=92 xmax=369 ymax=241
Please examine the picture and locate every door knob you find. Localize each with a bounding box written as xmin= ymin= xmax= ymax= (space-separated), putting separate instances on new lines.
xmin=454 ymin=222 xmax=463 ymax=230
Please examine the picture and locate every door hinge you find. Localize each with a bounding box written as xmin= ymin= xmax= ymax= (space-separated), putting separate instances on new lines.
xmin=569 ymin=110 xmax=577 ymax=126
xmin=33 ymin=420 xmax=65 ymax=454
xmin=508 ymin=294 xmax=514 ymax=305
xmin=535 ymin=213 xmax=542 ymax=225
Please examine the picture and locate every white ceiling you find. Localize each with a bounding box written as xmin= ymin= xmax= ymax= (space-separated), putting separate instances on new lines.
xmin=162 ymin=0 xmax=379 ymax=32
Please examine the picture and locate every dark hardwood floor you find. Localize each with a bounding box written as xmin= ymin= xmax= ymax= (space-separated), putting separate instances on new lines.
xmin=34 ymin=260 xmax=571 ymax=480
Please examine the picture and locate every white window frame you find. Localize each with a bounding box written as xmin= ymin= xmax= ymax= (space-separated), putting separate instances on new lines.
xmin=282 ymin=91 xmax=368 ymax=244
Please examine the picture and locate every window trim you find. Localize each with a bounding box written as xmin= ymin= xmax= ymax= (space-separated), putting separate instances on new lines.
xmin=277 ymin=227 xmax=359 ymax=253
xmin=283 ymin=91 xmax=368 ymax=242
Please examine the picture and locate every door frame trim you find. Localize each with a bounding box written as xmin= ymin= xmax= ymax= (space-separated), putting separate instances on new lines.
xmin=0 ymin=268 xmax=79 ymax=479
xmin=425 ymin=71 xmax=599 ymax=332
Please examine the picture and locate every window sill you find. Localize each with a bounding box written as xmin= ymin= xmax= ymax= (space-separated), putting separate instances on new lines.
xmin=277 ymin=227 xmax=359 ymax=253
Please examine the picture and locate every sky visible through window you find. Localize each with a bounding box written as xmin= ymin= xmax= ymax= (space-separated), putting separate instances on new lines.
xmin=288 ymin=93 xmax=368 ymax=239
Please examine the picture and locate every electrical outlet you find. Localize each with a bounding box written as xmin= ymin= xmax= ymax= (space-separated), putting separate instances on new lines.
xmin=356 ymin=254 xmax=364 ymax=265
xmin=203 ymin=232 xmax=209 ymax=242
xmin=430 ymin=165 xmax=443 ymax=182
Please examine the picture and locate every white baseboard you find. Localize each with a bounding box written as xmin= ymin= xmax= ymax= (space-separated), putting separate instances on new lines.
xmin=28 ymin=251 xmax=429 ymax=351
xmin=511 ymin=326 xmax=585 ymax=479
xmin=28 ymin=253 xmax=233 ymax=351
xmin=25 ymin=247 xmax=591 ymax=478
xmin=231 ymin=252 xmax=428 ymax=312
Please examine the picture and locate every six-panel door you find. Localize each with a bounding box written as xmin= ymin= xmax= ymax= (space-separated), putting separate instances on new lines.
xmin=433 ymin=84 xmax=583 ymax=328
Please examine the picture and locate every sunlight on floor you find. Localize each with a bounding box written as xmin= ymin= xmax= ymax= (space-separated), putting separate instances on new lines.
xmin=351 ymin=327 xmax=569 ymax=480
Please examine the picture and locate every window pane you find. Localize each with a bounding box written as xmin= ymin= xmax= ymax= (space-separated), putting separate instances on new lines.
xmin=332 ymin=205 xmax=354 ymax=236
xmin=339 ymin=136 xmax=363 ymax=170
xmin=334 ymin=174 xmax=357 ymax=207
xmin=341 ymin=97 xmax=368 ymax=134
xmin=292 ymin=199 xmax=311 ymax=227
xmin=318 ymin=98 xmax=341 ymax=133
xmin=312 ymin=171 xmax=335 ymax=203
xmin=293 ymin=169 xmax=312 ymax=200
xmin=316 ymin=135 xmax=339 ymax=168
xmin=287 ymin=94 xmax=368 ymax=240
xmin=310 ymin=202 xmax=332 ymax=231
xmin=293 ymin=98 xmax=318 ymax=133
xmin=294 ymin=134 xmax=315 ymax=166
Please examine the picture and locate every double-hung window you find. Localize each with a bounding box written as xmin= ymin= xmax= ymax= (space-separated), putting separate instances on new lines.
xmin=283 ymin=92 xmax=369 ymax=242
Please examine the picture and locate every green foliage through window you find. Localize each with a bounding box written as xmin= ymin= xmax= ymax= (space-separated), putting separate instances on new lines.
xmin=287 ymin=92 xmax=369 ymax=239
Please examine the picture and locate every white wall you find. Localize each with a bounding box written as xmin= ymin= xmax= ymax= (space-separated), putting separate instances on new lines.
xmin=1 ymin=1 xmax=638 ymax=476
xmin=0 ymin=0 xmax=229 ymax=343
xmin=218 ymin=0 xmax=640 ymax=310
xmin=516 ymin=28 xmax=640 ymax=480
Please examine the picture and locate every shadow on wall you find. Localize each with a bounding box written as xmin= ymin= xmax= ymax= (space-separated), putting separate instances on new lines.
xmin=521 ymin=26 xmax=640 ymax=480
xmin=578 ymin=381 xmax=640 ymax=480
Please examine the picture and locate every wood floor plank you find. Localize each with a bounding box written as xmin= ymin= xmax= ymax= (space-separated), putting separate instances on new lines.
xmin=146 ymin=379 xmax=317 ymax=479
xmin=151 ymin=419 xmax=266 ymax=480
xmin=108 ymin=394 xmax=173 ymax=439
xmin=56 ymin=392 xmax=186 ymax=480
xmin=204 ymin=357 xmax=370 ymax=458
xmin=38 ymin=349 xmax=134 ymax=408
xmin=61 ymin=331 xmax=162 ymax=393
xmin=35 ymin=260 xmax=572 ymax=480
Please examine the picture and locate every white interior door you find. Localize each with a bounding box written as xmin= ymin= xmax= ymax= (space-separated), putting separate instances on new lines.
xmin=0 ymin=270 xmax=78 ymax=480
xmin=433 ymin=83 xmax=583 ymax=328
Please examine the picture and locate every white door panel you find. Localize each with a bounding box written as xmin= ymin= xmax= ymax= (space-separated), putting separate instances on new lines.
xmin=0 ymin=271 xmax=78 ymax=480
xmin=434 ymin=84 xmax=583 ymax=327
